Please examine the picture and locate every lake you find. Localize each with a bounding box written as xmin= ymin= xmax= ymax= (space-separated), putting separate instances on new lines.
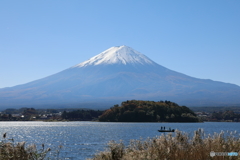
xmin=0 ymin=121 xmax=239 ymax=159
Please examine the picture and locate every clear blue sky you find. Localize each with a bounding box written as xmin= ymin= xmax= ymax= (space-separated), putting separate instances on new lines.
xmin=1 ymin=0 xmax=240 ymax=88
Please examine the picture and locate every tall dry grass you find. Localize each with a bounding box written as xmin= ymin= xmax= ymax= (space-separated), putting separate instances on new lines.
xmin=0 ymin=133 xmax=52 ymax=160
xmin=90 ymin=129 xmax=240 ymax=160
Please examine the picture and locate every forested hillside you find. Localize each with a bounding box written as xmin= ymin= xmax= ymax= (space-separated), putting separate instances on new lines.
xmin=61 ymin=110 xmax=103 ymax=121
xmin=99 ymin=100 xmax=199 ymax=122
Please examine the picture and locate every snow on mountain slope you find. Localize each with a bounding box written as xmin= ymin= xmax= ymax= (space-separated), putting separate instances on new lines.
xmin=73 ymin=45 xmax=156 ymax=67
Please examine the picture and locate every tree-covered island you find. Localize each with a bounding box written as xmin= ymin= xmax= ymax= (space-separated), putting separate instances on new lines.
xmin=99 ymin=100 xmax=199 ymax=122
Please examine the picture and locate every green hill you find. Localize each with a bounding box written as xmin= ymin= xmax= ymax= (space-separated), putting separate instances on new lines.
xmin=99 ymin=100 xmax=199 ymax=122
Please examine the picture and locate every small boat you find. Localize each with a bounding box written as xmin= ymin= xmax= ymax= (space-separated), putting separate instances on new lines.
xmin=158 ymin=129 xmax=175 ymax=132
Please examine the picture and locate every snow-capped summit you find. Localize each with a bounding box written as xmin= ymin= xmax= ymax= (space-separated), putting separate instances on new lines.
xmin=73 ymin=45 xmax=156 ymax=67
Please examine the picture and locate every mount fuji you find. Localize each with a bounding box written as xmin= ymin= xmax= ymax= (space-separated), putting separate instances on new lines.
xmin=1 ymin=45 xmax=240 ymax=109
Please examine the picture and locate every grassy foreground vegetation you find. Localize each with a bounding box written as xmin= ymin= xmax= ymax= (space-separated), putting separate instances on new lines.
xmin=0 ymin=134 xmax=49 ymax=160
xmin=1 ymin=130 xmax=240 ymax=159
xmin=90 ymin=129 xmax=240 ymax=160
xmin=0 ymin=133 xmax=62 ymax=160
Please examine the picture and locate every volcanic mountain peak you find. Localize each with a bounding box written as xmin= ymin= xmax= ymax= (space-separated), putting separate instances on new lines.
xmin=0 ymin=45 xmax=240 ymax=109
xmin=73 ymin=45 xmax=156 ymax=68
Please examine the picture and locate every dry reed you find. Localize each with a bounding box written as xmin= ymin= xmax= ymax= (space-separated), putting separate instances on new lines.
xmin=0 ymin=133 xmax=51 ymax=160
xmin=90 ymin=129 xmax=240 ymax=160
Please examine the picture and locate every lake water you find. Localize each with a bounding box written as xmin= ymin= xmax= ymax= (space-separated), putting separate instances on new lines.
xmin=0 ymin=121 xmax=239 ymax=159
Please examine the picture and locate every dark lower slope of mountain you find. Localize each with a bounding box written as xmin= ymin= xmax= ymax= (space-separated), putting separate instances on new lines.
xmin=1 ymin=46 xmax=240 ymax=109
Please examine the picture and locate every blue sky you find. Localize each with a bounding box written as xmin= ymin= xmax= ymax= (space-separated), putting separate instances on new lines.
xmin=0 ymin=0 xmax=240 ymax=88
